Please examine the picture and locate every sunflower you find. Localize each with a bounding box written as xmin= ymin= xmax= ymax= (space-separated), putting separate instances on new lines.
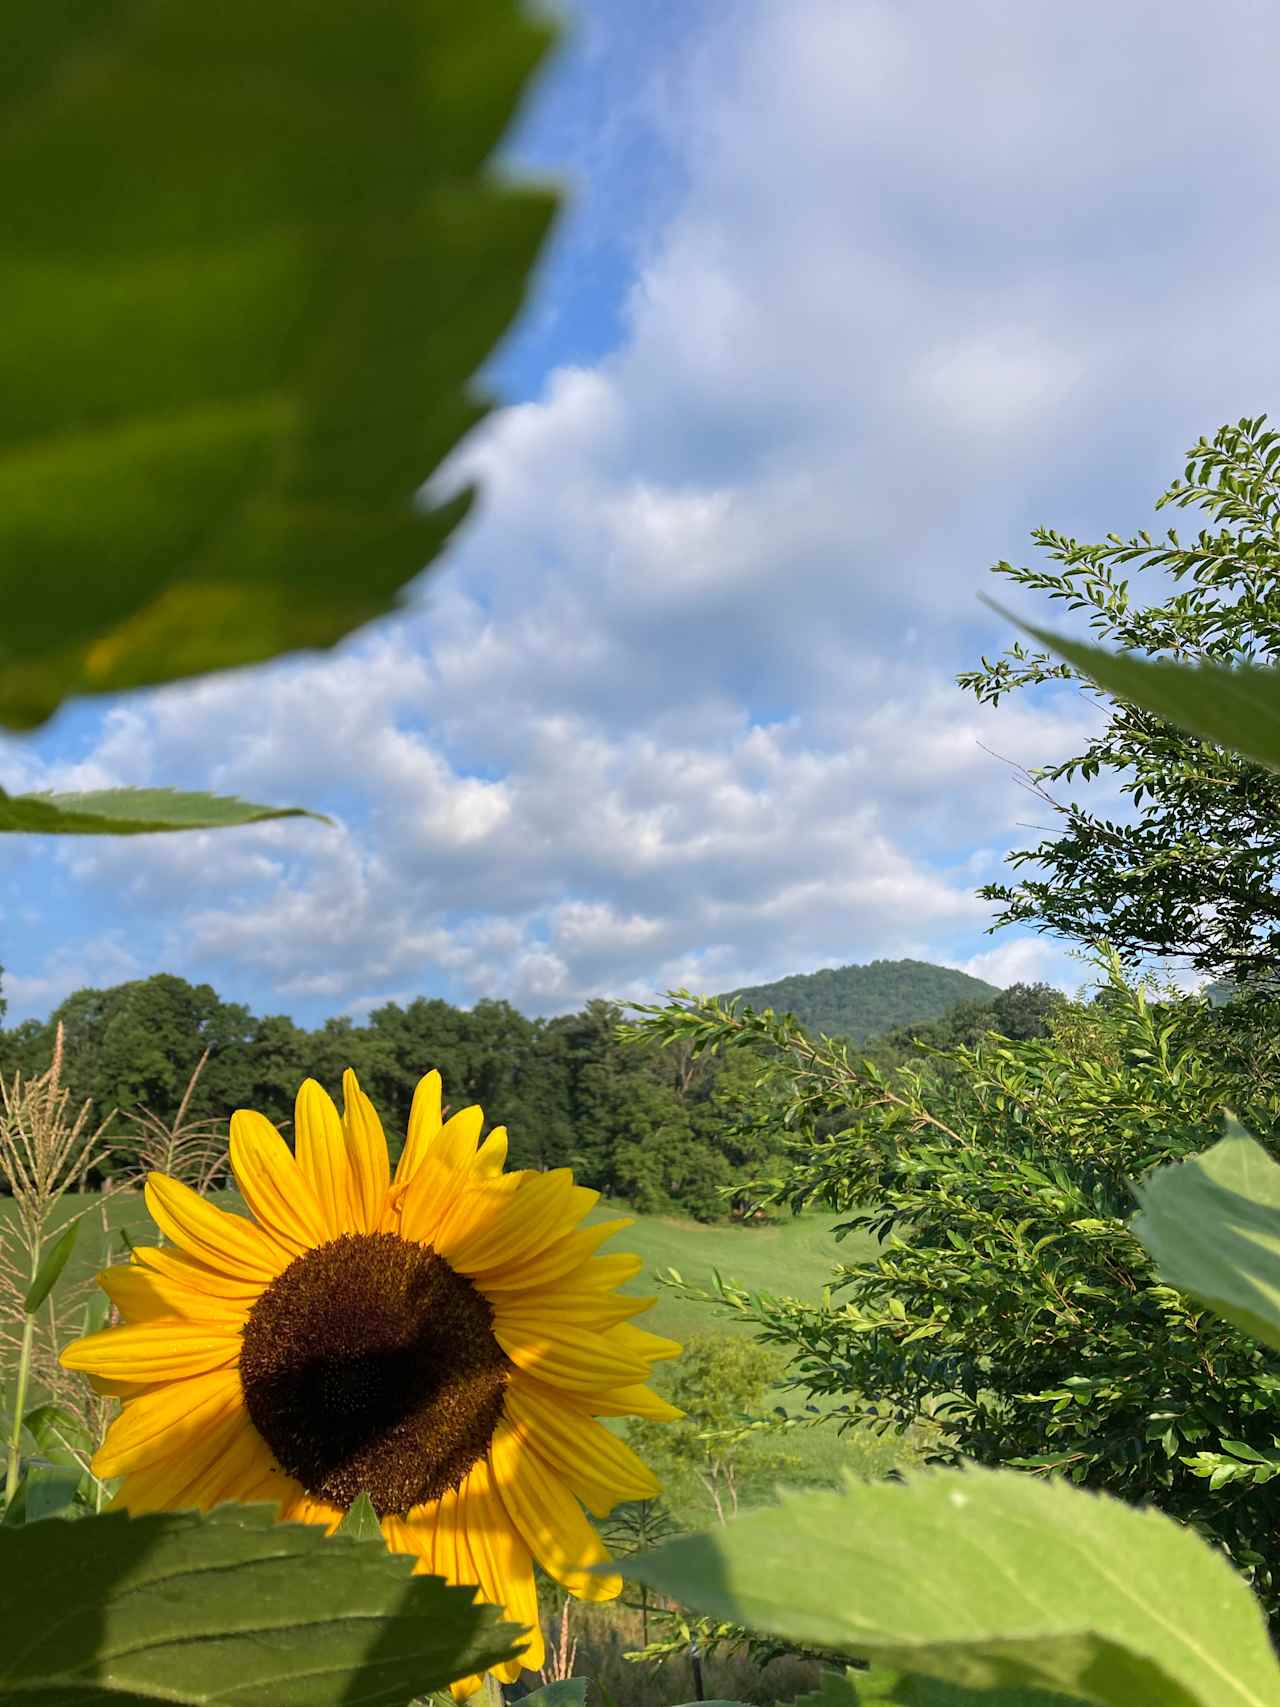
xmin=61 ymin=1069 xmax=680 ymax=1696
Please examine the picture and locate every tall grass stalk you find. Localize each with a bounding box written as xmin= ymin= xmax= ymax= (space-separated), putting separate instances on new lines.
xmin=115 ymin=1048 xmax=227 ymax=1192
xmin=1 ymin=1026 xmax=115 ymax=1507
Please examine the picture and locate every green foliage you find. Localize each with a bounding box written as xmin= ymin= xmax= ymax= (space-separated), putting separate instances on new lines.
xmin=6 ymin=1400 xmax=101 ymax=1526
xmin=0 ymin=1502 xmax=523 ymax=1701
xmin=0 ymin=0 xmax=559 ymax=732
xmin=856 ymin=982 xmax=1064 ymax=1083
xmin=724 ymin=961 xmax=999 ymax=1045
xmin=624 ymin=1467 xmax=1280 ymax=1707
xmin=0 ymin=786 xmax=326 ymax=836
xmin=628 ymin=1336 xmax=795 ymax=1526
xmin=626 ymin=951 xmax=1280 ymax=1628
xmin=957 ymin=414 xmax=1280 ymax=985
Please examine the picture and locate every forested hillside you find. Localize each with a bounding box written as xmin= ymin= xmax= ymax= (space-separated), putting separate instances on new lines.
xmin=724 ymin=957 xmax=1000 ymax=1041
xmin=0 ymin=962 xmax=1058 ymax=1219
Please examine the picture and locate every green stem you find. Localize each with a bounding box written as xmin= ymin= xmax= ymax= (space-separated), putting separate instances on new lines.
xmin=4 ymin=1255 xmax=38 ymax=1509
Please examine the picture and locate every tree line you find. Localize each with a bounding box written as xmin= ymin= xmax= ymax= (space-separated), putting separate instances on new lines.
xmin=0 ymin=966 xmax=1061 ymax=1219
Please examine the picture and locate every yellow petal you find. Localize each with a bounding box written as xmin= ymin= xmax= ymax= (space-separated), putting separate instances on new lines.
xmin=493 ymin=1283 xmax=651 ymax=1337
xmin=475 ymin=1126 xmax=508 ymax=1177
xmin=399 ymin=1485 xmax=538 ymax=1687
xmin=96 ymin=1263 xmax=250 ymax=1329
xmin=433 ymin=1105 xmax=485 ymax=1173
xmin=174 ymin=1414 xmax=280 ymax=1511
xmin=448 ymin=1170 xmax=597 ymax=1279
xmin=92 ymin=1369 xmax=243 ymax=1478
xmin=238 ymin=1458 xmax=302 ymax=1517
xmin=610 ymin=1322 xmax=683 ymax=1366
xmin=230 ymin=1108 xmax=329 ymax=1254
xmin=129 ymin=1243 xmax=264 ymax=1302
xmin=427 ymin=1482 xmax=463 ymax=1588
xmin=494 ymin=1314 xmax=657 ymax=1392
xmin=109 ymin=1402 xmax=253 ymax=1513
xmin=415 ymin=1169 xmax=525 ymax=1257
xmin=395 ymin=1070 xmax=444 ymax=1186
xmin=61 ymin=1320 xmax=241 ymax=1383
xmin=504 ymin=1377 xmax=661 ymax=1516
xmin=480 ymin=1217 xmax=635 ymax=1295
xmin=144 ymin=1174 xmax=289 ymax=1283
xmin=380 ymin=1511 xmax=422 ymax=1560
xmin=571 ymin=1381 xmax=683 ymax=1423
xmin=279 ymin=1487 xmax=345 ymax=1533
xmin=295 ymin=1079 xmax=352 ymax=1236
xmin=342 ymin=1069 xmax=391 ymax=1231
xmin=490 ymin=1419 xmax=620 ymax=1600
xmin=460 ymin=1458 xmax=544 ymax=1672
xmin=87 ymin=1372 xmax=155 ymax=1399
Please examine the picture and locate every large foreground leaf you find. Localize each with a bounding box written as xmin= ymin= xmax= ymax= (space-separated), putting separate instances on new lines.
xmin=1132 ymin=1123 xmax=1280 ymax=1353
xmin=623 ymin=1466 xmax=1280 ymax=1707
xmin=0 ymin=1 xmax=559 ymax=729
xmin=994 ymin=606 xmax=1280 ymax=773
xmin=832 ymin=1672 xmax=1072 ymax=1706
xmin=0 ymin=1502 xmax=524 ymax=1703
xmin=0 ymin=786 xmax=325 ymax=835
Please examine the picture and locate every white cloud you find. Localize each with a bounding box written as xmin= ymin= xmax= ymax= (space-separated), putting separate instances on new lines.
xmin=6 ymin=0 xmax=1278 ymax=1022
xmin=954 ymin=939 xmax=1077 ymax=994
xmin=2 ymin=934 xmax=143 ymax=1016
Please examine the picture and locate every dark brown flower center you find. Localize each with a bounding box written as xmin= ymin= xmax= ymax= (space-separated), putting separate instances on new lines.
xmin=239 ymin=1231 xmax=509 ymax=1518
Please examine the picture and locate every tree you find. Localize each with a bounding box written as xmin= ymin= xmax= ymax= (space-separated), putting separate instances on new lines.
xmin=33 ymin=975 xmax=256 ymax=1169
xmin=239 ymin=1014 xmax=312 ymax=1126
xmin=627 ymin=1335 xmax=795 ymax=1526
xmin=958 ymin=415 xmax=1280 ymax=986
xmin=596 ymin=1499 xmax=681 ymax=1647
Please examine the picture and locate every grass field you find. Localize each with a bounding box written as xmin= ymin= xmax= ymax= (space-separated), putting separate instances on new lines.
xmin=3 ymin=1187 xmax=917 ymax=1525
xmin=590 ymin=1199 xmax=865 ymax=1342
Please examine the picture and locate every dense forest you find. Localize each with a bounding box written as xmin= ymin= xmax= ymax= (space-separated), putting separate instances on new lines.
xmin=724 ymin=958 xmax=999 ymax=1041
xmin=0 ymin=961 xmax=1060 ymax=1219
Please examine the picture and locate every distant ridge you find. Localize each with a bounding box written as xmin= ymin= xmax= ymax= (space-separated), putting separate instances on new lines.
xmin=722 ymin=957 xmax=1001 ymax=1043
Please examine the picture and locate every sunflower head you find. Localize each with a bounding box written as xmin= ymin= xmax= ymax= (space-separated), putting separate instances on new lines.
xmin=62 ymin=1068 xmax=681 ymax=1694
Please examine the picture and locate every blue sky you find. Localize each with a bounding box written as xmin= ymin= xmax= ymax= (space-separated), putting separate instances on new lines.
xmin=5 ymin=0 xmax=1280 ymax=1027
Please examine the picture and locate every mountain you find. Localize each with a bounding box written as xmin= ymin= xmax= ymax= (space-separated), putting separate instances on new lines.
xmin=722 ymin=958 xmax=1002 ymax=1043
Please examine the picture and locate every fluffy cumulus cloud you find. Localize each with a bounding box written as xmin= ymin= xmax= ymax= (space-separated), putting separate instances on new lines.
xmin=6 ymin=0 xmax=1279 ymax=1022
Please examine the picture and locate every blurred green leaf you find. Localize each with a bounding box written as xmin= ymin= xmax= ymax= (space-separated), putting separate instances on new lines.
xmin=0 ymin=0 xmax=559 ymax=729
xmin=520 ymin=1685 xmax=588 ymax=1707
xmin=623 ymin=1466 xmax=1280 ymax=1707
xmin=993 ymin=603 xmax=1280 ymax=773
xmin=0 ymin=786 xmax=327 ymax=836
xmin=1133 ymin=1121 xmax=1280 ymax=1352
xmin=787 ymin=1671 xmax=867 ymax=1707
xmin=836 ymin=1669 xmax=1076 ymax=1705
xmin=0 ymin=1502 xmax=524 ymax=1702
xmin=23 ymin=1219 xmax=78 ymax=1313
